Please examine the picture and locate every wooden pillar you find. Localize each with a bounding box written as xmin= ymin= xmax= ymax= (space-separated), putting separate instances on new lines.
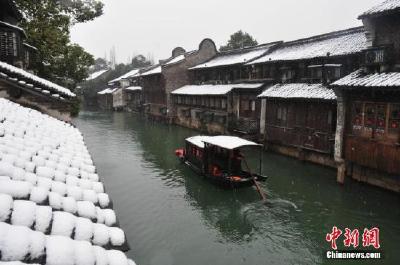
xmin=334 ymin=89 xmax=347 ymax=184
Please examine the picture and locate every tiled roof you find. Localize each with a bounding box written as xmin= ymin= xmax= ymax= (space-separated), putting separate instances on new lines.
xmin=0 ymin=98 xmax=136 ymax=265
xmin=171 ymin=83 xmax=264 ymax=96
xmin=332 ymin=69 xmax=400 ymax=88
xmin=0 ymin=61 xmax=75 ymax=99
xmin=258 ymin=83 xmax=336 ymax=100
xmin=86 ymin=69 xmax=109 ymax=81
xmin=249 ymin=27 xmax=367 ymax=64
xmin=108 ymin=69 xmax=141 ymax=85
xmin=165 ymin=54 xmax=185 ymax=65
xmin=125 ymin=86 xmax=142 ymax=92
xmin=139 ymin=54 xmax=186 ymax=77
xmin=97 ymin=88 xmax=117 ymax=95
xmin=190 ymin=42 xmax=280 ymax=70
xmin=139 ymin=65 xmax=161 ymax=77
xmin=359 ymin=0 xmax=400 ymax=18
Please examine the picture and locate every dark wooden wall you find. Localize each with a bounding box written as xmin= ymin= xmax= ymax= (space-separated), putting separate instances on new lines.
xmin=345 ymin=91 xmax=400 ymax=174
xmin=265 ymin=99 xmax=337 ymax=154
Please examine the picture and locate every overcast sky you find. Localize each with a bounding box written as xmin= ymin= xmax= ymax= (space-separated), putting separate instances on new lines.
xmin=70 ymin=0 xmax=383 ymax=64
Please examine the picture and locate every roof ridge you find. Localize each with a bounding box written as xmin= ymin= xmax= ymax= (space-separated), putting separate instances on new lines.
xmin=281 ymin=26 xmax=365 ymax=47
xmin=218 ymin=41 xmax=282 ymax=56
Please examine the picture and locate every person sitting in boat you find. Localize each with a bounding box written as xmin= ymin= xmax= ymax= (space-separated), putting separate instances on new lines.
xmin=231 ymin=150 xmax=243 ymax=174
xmin=211 ymin=164 xmax=222 ymax=177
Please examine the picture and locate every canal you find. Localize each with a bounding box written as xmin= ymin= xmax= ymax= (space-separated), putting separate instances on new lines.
xmin=74 ymin=111 xmax=400 ymax=265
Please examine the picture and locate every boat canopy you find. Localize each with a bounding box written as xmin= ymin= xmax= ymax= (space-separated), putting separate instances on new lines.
xmin=186 ymin=135 xmax=213 ymax=149
xmin=186 ymin=135 xmax=261 ymax=150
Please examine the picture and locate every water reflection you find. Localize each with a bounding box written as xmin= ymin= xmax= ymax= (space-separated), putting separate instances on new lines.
xmin=74 ymin=111 xmax=400 ymax=265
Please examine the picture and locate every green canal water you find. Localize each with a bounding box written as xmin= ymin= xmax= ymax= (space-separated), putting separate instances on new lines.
xmin=74 ymin=111 xmax=400 ymax=265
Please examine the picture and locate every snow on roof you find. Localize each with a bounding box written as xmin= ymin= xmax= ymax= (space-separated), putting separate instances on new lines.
xmin=332 ymin=69 xmax=400 ymax=88
xmin=125 ymin=86 xmax=142 ymax=92
xmin=190 ymin=43 xmax=279 ymax=70
xmin=165 ymin=54 xmax=185 ymax=65
xmin=0 ymin=61 xmax=75 ymax=99
xmin=249 ymin=27 xmax=367 ymax=64
xmin=86 ymin=69 xmax=109 ymax=81
xmin=0 ymin=20 xmax=26 ymax=37
xmin=23 ymin=42 xmax=38 ymax=51
xmin=139 ymin=65 xmax=162 ymax=76
xmin=139 ymin=54 xmax=186 ymax=77
xmin=359 ymin=0 xmax=400 ymax=18
xmin=200 ymin=136 xmax=261 ymax=150
xmin=108 ymin=69 xmax=141 ymax=84
xmin=98 ymin=88 xmax=117 ymax=95
xmin=186 ymin=135 xmax=260 ymax=149
xmin=171 ymin=83 xmax=264 ymax=96
xmin=258 ymin=83 xmax=336 ymax=100
xmin=0 ymin=98 xmax=136 ymax=265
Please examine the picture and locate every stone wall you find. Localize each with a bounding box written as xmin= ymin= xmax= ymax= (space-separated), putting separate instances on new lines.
xmin=164 ymin=39 xmax=217 ymax=117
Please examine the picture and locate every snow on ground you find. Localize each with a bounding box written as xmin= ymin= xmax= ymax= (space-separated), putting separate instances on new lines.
xmin=0 ymin=98 xmax=134 ymax=265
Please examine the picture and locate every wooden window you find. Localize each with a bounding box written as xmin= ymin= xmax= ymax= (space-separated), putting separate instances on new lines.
xmin=389 ymin=104 xmax=400 ymax=133
xmin=364 ymin=103 xmax=376 ymax=129
xmin=277 ymin=105 xmax=288 ymax=126
xmin=282 ymin=69 xmax=295 ymax=82
xmin=221 ymin=98 xmax=227 ymax=110
xmin=210 ymin=97 xmax=215 ymax=108
xmin=352 ymin=102 xmax=363 ymax=132
xmin=328 ymin=109 xmax=333 ymax=125
xmin=205 ymin=97 xmax=210 ymax=107
xmin=306 ymin=104 xmax=317 ymax=128
xmin=241 ymin=99 xmax=249 ymax=111
xmin=376 ymin=104 xmax=386 ymax=131
xmin=308 ymin=66 xmax=323 ymax=80
xmin=216 ymin=98 xmax=222 ymax=109
xmin=250 ymin=100 xmax=256 ymax=112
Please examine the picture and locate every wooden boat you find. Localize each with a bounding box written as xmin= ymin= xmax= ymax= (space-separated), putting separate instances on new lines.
xmin=175 ymin=135 xmax=268 ymax=189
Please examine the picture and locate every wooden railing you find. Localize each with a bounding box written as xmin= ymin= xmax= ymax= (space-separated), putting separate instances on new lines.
xmin=230 ymin=118 xmax=259 ymax=135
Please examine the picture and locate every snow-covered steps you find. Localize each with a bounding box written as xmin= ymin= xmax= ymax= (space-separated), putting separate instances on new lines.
xmin=0 ymin=98 xmax=136 ymax=265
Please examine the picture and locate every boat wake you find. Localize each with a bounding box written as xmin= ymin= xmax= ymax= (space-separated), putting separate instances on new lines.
xmin=263 ymin=198 xmax=299 ymax=211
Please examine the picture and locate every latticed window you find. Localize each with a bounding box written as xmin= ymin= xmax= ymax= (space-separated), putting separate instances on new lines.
xmin=389 ymin=104 xmax=400 ymax=133
xmin=0 ymin=31 xmax=18 ymax=58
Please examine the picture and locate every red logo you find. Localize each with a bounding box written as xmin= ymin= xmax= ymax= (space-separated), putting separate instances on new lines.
xmin=344 ymin=228 xmax=359 ymax=248
xmin=326 ymin=227 xmax=380 ymax=250
xmin=362 ymin=228 xmax=380 ymax=249
xmin=326 ymin=226 xmax=342 ymax=250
